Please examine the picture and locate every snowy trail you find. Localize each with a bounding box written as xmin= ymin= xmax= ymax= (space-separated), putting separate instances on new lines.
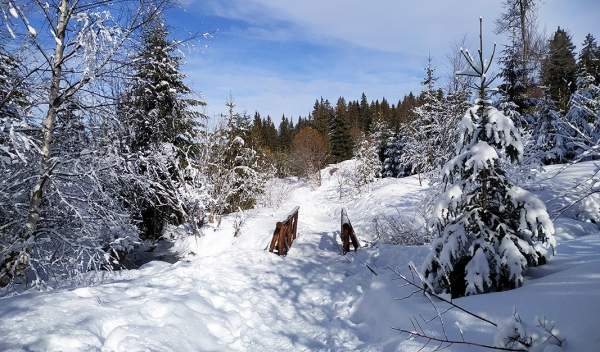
xmin=0 ymin=164 xmax=427 ymax=351
xmin=1 ymin=162 xmax=600 ymax=351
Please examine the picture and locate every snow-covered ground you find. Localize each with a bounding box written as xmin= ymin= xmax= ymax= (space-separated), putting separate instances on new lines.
xmin=1 ymin=161 xmax=599 ymax=351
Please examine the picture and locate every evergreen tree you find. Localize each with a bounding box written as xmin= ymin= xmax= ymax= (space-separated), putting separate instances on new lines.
xmin=370 ymin=118 xmax=393 ymax=174
xmin=542 ymin=27 xmax=577 ymax=112
xmin=422 ymin=19 xmax=555 ymax=298
xmin=382 ymin=129 xmax=411 ymax=178
xmin=498 ymin=32 xmax=530 ymax=114
xmin=206 ymin=99 xmax=272 ymax=218
xmin=562 ymin=71 xmax=600 ymax=159
xmin=531 ymin=96 xmax=567 ymax=164
xmin=329 ymin=97 xmax=353 ymax=162
xmin=249 ymin=112 xmax=264 ymax=148
xmin=354 ymin=135 xmax=382 ymax=191
xmin=578 ymin=34 xmax=600 ymax=84
xmin=359 ymin=93 xmax=372 ymax=131
xmin=403 ymin=57 xmax=446 ymax=181
xmin=119 ymin=19 xmax=205 ymax=240
xmin=278 ymin=115 xmax=293 ymax=151
xmin=311 ymin=98 xmax=330 ymax=143
xmin=123 ymin=21 xmax=203 ymax=152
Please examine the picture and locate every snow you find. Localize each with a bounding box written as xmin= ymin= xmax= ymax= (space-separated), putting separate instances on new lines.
xmin=1 ymin=161 xmax=600 ymax=351
xmin=9 ymin=5 xmax=18 ymax=18
xmin=465 ymin=247 xmax=492 ymax=295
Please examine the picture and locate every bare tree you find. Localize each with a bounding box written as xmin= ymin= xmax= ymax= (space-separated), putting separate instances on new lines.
xmin=0 ymin=0 xmax=168 ymax=287
xmin=291 ymin=127 xmax=328 ymax=185
xmin=495 ymin=0 xmax=538 ymax=62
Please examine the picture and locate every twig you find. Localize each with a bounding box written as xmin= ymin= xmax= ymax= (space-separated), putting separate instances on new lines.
xmin=393 ymin=328 xmax=527 ymax=352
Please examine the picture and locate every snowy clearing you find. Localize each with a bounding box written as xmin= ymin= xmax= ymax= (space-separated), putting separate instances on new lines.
xmin=1 ymin=161 xmax=599 ymax=351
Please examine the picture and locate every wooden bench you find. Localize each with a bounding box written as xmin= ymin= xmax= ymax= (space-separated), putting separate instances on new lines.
xmin=341 ymin=208 xmax=359 ymax=254
xmin=268 ymin=206 xmax=299 ymax=256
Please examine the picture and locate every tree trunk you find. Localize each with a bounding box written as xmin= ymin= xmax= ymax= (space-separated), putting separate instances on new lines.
xmin=519 ymin=0 xmax=528 ymax=61
xmin=25 ymin=0 xmax=70 ymax=242
xmin=0 ymin=0 xmax=70 ymax=287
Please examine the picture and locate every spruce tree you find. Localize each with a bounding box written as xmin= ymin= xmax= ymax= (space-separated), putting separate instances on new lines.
xmin=562 ymin=70 xmax=600 ymax=159
xmin=311 ymin=98 xmax=330 ymax=143
xmin=329 ymin=97 xmax=353 ymax=162
xmin=359 ymin=93 xmax=371 ymax=131
xmin=207 ymin=99 xmax=272 ymax=217
xmin=354 ymin=135 xmax=382 ymax=191
xmin=578 ymin=34 xmax=600 ymax=84
xmin=119 ymin=19 xmax=205 ymax=240
xmin=531 ymin=96 xmax=567 ymax=163
xmin=498 ymin=32 xmax=530 ymax=114
xmin=542 ymin=27 xmax=577 ymax=112
xmin=404 ymin=57 xmax=446 ymax=181
xmin=278 ymin=115 xmax=293 ymax=151
xmin=422 ymin=19 xmax=555 ymax=298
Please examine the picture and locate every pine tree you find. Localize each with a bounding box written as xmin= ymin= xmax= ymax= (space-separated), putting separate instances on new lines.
xmin=354 ymin=135 xmax=382 ymax=191
xmin=370 ymin=118 xmax=393 ymax=175
xmin=119 ymin=19 xmax=205 ymax=240
xmin=498 ymin=32 xmax=530 ymax=114
xmin=422 ymin=19 xmax=555 ymax=298
xmin=311 ymin=98 xmax=330 ymax=143
xmin=329 ymin=97 xmax=353 ymax=162
xmin=578 ymin=34 xmax=600 ymax=84
xmin=542 ymin=27 xmax=577 ymax=112
xmin=382 ymin=130 xmax=411 ymax=178
xmin=531 ymin=96 xmax=567 ymax=163
xmin=278 ymin=115 xmax=293 ymax=151
xmin=403 ymin=57 xmax=446 ymax=182
xmin=359 ymin=93 xmax=371 ymax=131
xmin=561 ymin=70 xmax=600 ymax=159
xmin=206 ymin=98 xmax=273 ymax=219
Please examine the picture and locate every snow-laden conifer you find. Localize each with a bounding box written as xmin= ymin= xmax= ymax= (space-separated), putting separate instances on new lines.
xmin=561 ymin=72 xmax=600 ymax=159
xmin=354 ymin=134 xmax=382 ymax=191
xmin=422 ymin=19 xmax=556 ymax=298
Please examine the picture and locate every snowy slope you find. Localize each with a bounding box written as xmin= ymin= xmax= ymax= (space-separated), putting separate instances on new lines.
xmin=1 ymin=161 xmax=599 ymax=351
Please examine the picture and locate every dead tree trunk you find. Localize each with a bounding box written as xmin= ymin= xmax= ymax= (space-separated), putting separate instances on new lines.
xmin=268 ymin=206 xmax=299 ymax=256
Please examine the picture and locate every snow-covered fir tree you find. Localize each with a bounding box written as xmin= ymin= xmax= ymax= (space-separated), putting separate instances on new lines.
xmin=578 ymin=34 xmax=600 ymax=84
xmin=403 ymin=57 xmax=445 ymax=182
xmin=561 ymin=71 xmax=600 ymax=159
xmin=118 ymin=18 xmax=206 ymax=241
xmin=329 ymin=97 xmax=353 ymax=162
xmin=354 ymin=134 xmax=382 ymax=191
xmin=404 ymin=57 xmax=467 ymax=184
xmin=497 ymin=32 xmax=531 ymax=126
xmin=422 ymin=19 xmax=556 ymax=298
xmin=206 ymin=98 xmax=273 ymax=223
xmin=530 ymin=96 xmax=567 ymax=164
xmin=382 ymin=129 xmax=411 ymax=178
xmin=369 ymin=118 xmax=395 ymax=177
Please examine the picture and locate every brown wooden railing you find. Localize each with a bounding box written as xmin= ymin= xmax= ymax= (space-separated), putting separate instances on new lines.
xmin=341 ymin=208 xmax=359 ymax=254
xmin=268 ymin=206 xmax=299 ymax=256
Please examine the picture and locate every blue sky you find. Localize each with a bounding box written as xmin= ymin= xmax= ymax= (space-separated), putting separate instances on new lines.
xmin=167 ymin=0 xmax=600 ymax=123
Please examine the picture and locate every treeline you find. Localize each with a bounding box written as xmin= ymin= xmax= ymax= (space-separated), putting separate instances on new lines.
xmin=243 ymin=23 xmax=600 ymax=180
xmin=246 ymin=93 xmax=420 ymax=160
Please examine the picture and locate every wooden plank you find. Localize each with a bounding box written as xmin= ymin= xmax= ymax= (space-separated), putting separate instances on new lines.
xmin=268 ymin=207 xmax=300 ymax=256
xmin=340 ymin=208 xmax=359 ymax=255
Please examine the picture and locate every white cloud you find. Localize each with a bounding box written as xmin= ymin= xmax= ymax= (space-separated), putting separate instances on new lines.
xmin=182 ymin=0 xmax=599 ymax=120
